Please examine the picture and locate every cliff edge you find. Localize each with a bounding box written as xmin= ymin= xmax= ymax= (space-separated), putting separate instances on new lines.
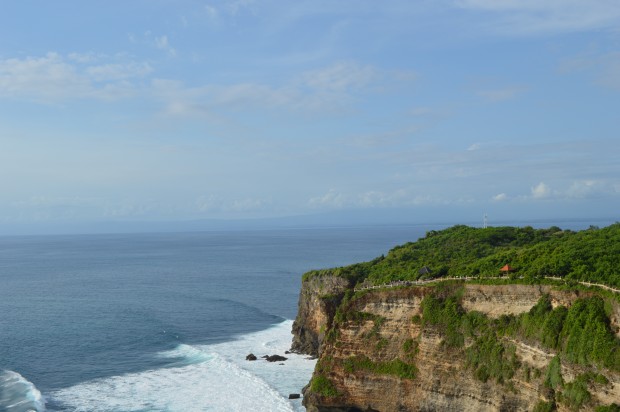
xmin=291 ymin=273 xmax=352 ymax=356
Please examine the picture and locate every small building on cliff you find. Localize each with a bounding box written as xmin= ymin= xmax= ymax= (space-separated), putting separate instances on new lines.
xmin=500 ymin=264 xmax=514 ymax=274
xmin=419 ymin=266 xmax=433 ymax=276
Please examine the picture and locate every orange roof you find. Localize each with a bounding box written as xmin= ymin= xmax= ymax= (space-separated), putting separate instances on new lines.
xmin=500 ymin=264 xmax=514 ymax=272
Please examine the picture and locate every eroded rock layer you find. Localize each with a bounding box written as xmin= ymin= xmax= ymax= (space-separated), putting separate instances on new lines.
xmin=293 ymin=278 xmax=620 ymax=411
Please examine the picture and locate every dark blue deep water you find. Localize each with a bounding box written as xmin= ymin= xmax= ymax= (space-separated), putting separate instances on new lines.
xmin=0 ymin=226 xmax=437 ymax=411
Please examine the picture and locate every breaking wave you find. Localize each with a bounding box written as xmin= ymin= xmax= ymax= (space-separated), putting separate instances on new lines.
xmin=49 ymin=320 xmax=315 ymax=412
xmin=0 ymin=370 xmax=46 ymax=412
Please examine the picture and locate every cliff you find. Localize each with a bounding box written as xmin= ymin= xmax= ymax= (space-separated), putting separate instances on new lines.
xmin=293 ymin=278 xmax=620 ymax=411
xmin=291 ymin=273 xmax=352 ymax=356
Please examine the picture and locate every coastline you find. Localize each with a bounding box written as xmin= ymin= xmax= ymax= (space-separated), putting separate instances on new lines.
xmin=44 ymin=320 xmax=315 ymax=412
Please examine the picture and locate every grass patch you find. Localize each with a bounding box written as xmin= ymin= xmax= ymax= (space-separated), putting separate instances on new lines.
xmin=595 ymin=404 xmax=620 ymax=412
xmin=343 ymin=355 xmax=417 ymax=379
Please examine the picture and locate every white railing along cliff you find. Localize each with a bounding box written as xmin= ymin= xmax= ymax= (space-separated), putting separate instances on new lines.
xmin=353 ymin=276 xmax=620 ymax=294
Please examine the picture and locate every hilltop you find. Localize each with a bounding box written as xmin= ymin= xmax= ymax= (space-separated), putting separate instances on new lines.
xmin=293 ymin=224 xmax=620 ymax=411
xmin=303 ymin=223 xmax=620 ymax=288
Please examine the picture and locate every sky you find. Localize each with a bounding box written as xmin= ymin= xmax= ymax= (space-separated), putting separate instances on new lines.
xmin=1 ymin=1 xmax=619 ymax=233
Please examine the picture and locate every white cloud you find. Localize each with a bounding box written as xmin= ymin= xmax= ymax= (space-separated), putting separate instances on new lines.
xmin=153 ymin=60 xmax=401 ymax=116
xmin=0 ymin=52 xmax=151 ymax=103
xmin=565 ymin=179 xmax=620 ymax=199
xmin=308 ymin=187 xmax=465 ymax=210
xmin=194 ymin=195 xmax=270 ymax=214
xmin=199 ymin=0 xmax=254 ymax=21
xmin=488 ymin=178 xmax=620 ymax=204
xmin=12 ymin=196 xmax=101 ymax=208
xmin=216 ymin=83 xmax=291 ymax=107
xmin=476 ymin=86 xmax=524 ymax=102
xmin=455 ymin=0 xmax=620 ymax=35
xmin=301 ymin=61 xmax=377 ymax=93
xmin=224 ymin=0 xmax=256 ymax=16
xmin=155 ymin=35 xmax=177 ymax=57
xmin=6 ymin=196 xmax=158 ymax=222
xmin=230 ymin=197 xmax=270 ymax=212
xmin=467 ymin=143 xmax=481 ymax=151
xmin=357 ymin=190 xmax=412 ymax=207
xmin=86 ymin=62 xmax=153 ymax=82
xmin=531 ymin=182 xmax=551 ymax=198
xmin=152 ymin=79 xmax=294 ymax=116
xmin=68 ymin=52 xmax=104 ymax=64
xmin=205 ymin=5 xmax=219 ymax=19
xmin=195 ymin=195 xmax=222 ymax=212
xmin=103 ymin=201 xmax=157 ymax=218
xmin=0 ymin=53 xmax=89 ymax=102
xmin=309 ymin=190 xmax=348 ymax=209
xmin=560 ymin=51 xmax=620 ymax=92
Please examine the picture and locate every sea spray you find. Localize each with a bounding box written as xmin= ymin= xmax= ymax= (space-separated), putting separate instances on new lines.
xmin=205 ymin=320 xmax=316 ymax=410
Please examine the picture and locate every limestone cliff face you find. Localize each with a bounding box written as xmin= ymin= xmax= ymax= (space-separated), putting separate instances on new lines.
xmin=461 ymin=284 xmax=591 ymax=318
xmin=291 ymin=274 xmax=353 ymax=356
xmin=295 ymin=283 xmax=620 ymax=411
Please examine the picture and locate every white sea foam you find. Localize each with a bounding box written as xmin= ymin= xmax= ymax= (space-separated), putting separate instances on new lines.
xmin=204 ymin=319 xmax=316 ymax=410
xmin=0 ymin=370 xmax=46 ymax=412
xmin=156 ymin=343 xmax=214 ymax=365
xmin=49 ymin=320 xmax=315 ymax=412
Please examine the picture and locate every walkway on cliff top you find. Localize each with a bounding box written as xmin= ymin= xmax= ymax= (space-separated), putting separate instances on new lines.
xmin=353 ymin=276 xmax=620 ymax=294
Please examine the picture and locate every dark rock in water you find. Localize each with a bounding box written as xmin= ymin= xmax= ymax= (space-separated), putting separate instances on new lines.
xmin=265 ymin=354 xmax=288 ymax=362
xmin=245 ymin=353 xmax=257 ymax=361
xmin=289 ymin=393 xmax=301 ymax=399
xmin=285 ymin=350 xmax=291 ymax=354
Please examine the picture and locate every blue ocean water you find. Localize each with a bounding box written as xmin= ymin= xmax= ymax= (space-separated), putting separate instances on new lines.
xmin=0 ymin=225 xmax=438 ymax=411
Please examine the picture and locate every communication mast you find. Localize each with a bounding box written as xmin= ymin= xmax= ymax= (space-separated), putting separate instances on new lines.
xmin=483 ymin=213 xmax=488 ymax=229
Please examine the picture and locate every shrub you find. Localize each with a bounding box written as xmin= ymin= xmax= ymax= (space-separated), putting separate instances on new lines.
xmin=533 ymin=400 xmax=556 ymax=412
xmin=310 ymin=375 xmax=339 ymax=397
xmin=544 ymin=356 xmax=563 ymax=389
xmin=560 ymin=378 xmax=591 ymax=410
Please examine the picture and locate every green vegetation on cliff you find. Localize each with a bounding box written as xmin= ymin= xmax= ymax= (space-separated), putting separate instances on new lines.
xmin=303 ymin=223 xmax=620 ymax=288
xmin=343 ymin=355 xmax=418 ymax=379
xmin=418 ymin=287 xmax=620 ymax=409
xmin=510 ymin=294 xmax=620 ymax=370
xmin=421 ymin=287 xmax=521 ymax=384
xmin=421 ymin=287 xmax=620 ymax=370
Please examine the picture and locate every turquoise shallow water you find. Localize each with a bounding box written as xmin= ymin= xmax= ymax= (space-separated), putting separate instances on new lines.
xmin=0 ymin=226 xmax=435 ymax=411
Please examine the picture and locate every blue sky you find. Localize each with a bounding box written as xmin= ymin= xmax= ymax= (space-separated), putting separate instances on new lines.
xmin=1 ymin=1 xmax=619 ymax=232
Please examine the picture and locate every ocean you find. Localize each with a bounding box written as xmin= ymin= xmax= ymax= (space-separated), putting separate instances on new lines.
xmin=0 ymin=225 xmax=442 ymax=412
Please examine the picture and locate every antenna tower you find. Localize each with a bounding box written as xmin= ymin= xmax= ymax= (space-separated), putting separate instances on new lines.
xmin=483 ymin=213 xmax=488 ymax=229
